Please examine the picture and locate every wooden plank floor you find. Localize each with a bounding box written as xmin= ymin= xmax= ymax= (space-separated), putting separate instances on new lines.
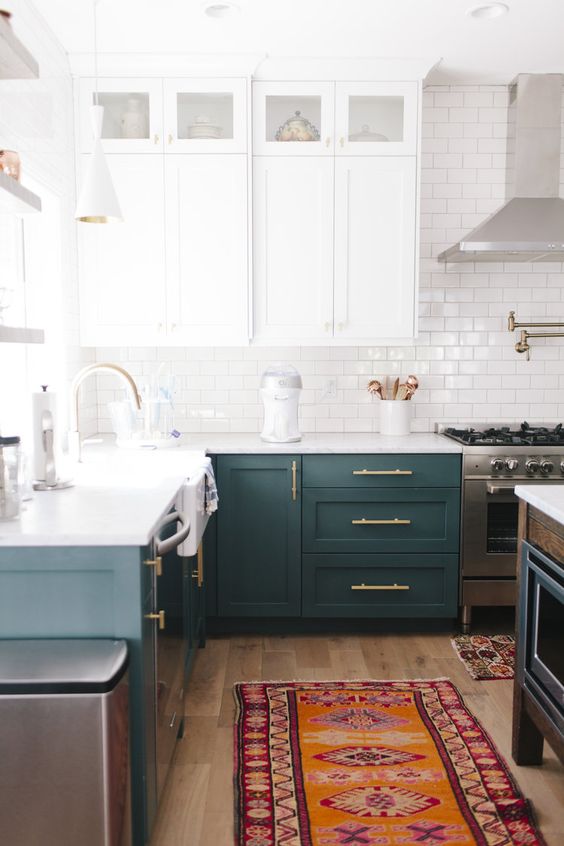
xmin=150 ymin=631 xmax=564 ymax=846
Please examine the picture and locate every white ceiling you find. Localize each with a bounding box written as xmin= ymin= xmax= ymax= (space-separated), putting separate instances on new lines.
xmin=28 ymin=0 xmax=564 ymax=84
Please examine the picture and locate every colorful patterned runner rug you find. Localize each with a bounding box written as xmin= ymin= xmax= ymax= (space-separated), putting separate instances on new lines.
xmin=451 ymin=635 xmax=515 ymax=680
xmin=234 ymin=679 xmax=544 ymax=846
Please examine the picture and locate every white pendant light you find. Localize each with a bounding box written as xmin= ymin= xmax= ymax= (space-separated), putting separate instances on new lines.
xmin=75 ymin=1 xmax=122 ymax=223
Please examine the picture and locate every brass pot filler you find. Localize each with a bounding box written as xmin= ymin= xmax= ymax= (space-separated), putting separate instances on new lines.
xmin=508 ymin=310 xmax=564 ymax=360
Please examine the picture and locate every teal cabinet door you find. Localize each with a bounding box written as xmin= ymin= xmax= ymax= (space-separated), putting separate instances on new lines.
xmin=302 ymin=553 xmax=459 ymax=618
xmin=302 ymin=488 xmax=460 ymax=554
xmin=217 ymin=455 xmax=302 ymax=616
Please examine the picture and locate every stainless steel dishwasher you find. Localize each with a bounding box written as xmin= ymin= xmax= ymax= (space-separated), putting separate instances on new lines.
xmin=0 ymin=639 xmax=130 ymax=846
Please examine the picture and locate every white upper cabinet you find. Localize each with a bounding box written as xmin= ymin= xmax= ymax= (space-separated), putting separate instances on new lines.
xmin=253 ymin=157 xmax=334 ymax=342
xmin=253 ymin=81 xmax=335 ymax=156
xmin=333 ymin=157 xmax=417 ymax=340
xmin=164 ymin=155 xmax=249 ymax=345
xmin=335 ymin=81 xmax=418 ymax=156
xmin=163 ymin=78 xmax=247 ymax=153
xmin=78 ymin=78 xmax=164 ymax=153
xmin=78 ymin=155 xmax=167 ymax=346
xmin=78 ymin=77 xmax=247 ymax=155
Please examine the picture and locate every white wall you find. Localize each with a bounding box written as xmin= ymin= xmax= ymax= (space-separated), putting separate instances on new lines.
xmin=0 ymin=0 xmax=96 ymax=450
xmin=93 ymin=82 xmax=564 ymax=436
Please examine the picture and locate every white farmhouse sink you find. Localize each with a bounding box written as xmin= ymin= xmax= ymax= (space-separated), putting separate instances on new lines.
xmin=176 ymin=455 xmax=212 ymax=557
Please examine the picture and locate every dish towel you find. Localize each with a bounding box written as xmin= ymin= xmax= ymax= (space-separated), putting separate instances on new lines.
xmin=203 ymin=459 xmax=219 ymax=514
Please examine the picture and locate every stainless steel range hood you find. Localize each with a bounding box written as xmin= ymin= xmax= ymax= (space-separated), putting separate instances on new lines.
xmin=438 ymin=74 xmax=564 ymax=263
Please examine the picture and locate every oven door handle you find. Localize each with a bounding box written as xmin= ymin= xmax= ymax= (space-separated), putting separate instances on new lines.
xmin=156 ymin=511 xmax=191 ymax=555
xmin=486 ymin=483 xmax=515 ymax=495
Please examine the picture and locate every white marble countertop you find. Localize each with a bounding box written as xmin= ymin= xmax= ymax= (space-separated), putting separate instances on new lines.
xmin=515 ymin=484 xmax=564 ymax=526
xmin=0 ymin=432 xmax=460 ymax=548
xmin=185 ymin=432 xmax=462 ymax=454
xmin=0 ymin=447 xmax=207 ymax=548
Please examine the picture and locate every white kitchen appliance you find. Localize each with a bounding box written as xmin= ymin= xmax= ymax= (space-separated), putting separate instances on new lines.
xmin=260 ymin=364 xmax=302 ymax=443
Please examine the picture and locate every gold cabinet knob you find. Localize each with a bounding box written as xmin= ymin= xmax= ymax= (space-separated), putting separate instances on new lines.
xmin=153 ymin=133 xmax=160 ymax=145
xmin=324 ymin=321 xmax=331 ymax=332
xmin=145 ymin=610 xmax=165 ymax=630
xmin=144 ymin=555 xmax=162 ymax=576
xmin=339 ymin=137 xmax=345 ymax=147
xmin=168 ymin=133 xmax=173 ymax=145
xmin=325 ymin=137 xmax=331 ymax=147
xmin=337 ymin=322 xmax=344 ymax=331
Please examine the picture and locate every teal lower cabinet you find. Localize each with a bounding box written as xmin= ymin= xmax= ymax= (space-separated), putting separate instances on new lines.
xmin=216 ymin=454 xmax=301 ymax=616
xmin=302 ymin=553 xmax=459 ymax=617
xmin=0 ymin=538 xmax=200 ymax=845
xmin=302 ymin=488 xmax=460 ymax=554
xmin=209 ymin=452 xmax=461 ymax=624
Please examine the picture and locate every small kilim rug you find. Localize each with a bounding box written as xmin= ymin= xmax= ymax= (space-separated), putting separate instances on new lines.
xmin=234 ymin=679 xmax=545 ymax=846
xmin=451 ymin=635 xmax=515 ymax=680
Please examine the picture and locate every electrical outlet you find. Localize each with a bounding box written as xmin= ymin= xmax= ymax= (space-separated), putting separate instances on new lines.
xmin=321 ymin=378 xmax=338 ymax=401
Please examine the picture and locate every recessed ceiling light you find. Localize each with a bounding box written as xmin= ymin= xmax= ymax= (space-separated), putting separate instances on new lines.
xmin=466 ymin=2 xmax=509 ymax=19
xmin=203 ymin=0 xmax=241 ymax=18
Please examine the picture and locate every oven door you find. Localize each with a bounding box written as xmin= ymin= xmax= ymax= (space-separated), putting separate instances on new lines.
xmin=463 ymin=480 xmax=520 ymax=577
xmin=519 ymin=541 xmax=564 ymax=735
xmin=463 ymin=479 xmax=563 ymax=578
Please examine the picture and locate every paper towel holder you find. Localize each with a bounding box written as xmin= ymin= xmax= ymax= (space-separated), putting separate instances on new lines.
xmin=32 ymin=386 xmax=73 ymax=491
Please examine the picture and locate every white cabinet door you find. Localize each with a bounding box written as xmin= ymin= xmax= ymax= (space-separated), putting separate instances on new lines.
xmin=78 ymin=78 xmax=163 ymax=153
xmin=164 ymin=155 xmax=249 ymax=345
xmin=163 ymin=78 xmax=247 ymax=154
xmin=253 ymin=82 xmax=335 ymax=156
xmin=253 ymin=157 xmax=334 ymax=343
xmin=78 ymin=155 xmax=167 ymax=345
xmin=335 ymin=82 xmax=419 ymax=156
xmin=333 ymin=157 xmax=417 ymax=341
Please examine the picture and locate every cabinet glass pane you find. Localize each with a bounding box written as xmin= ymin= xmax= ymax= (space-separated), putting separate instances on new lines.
xmin=266 ymin=96 xmax=321 ymax=143
xmin=93 ymin=92 xmax=150 ymax=140
xmin=176 ymin=92 xmax=233 ymax=140
xmin=348 ymin=96 xmax=404 ymax=143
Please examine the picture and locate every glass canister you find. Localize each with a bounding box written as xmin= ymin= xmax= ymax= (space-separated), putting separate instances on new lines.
xmin=0 ymin=436 xmax=22 ymax=520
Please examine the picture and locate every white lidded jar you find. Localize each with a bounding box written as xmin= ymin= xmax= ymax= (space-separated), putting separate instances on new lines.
xmin=260 ymin=364 xmax=303 ymax=443
xmin=120 ymin=97 xmax=148 ymax=139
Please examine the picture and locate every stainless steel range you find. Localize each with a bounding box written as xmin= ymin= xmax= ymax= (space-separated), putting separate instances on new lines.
xmin=438 ymin=422 xmax=564 ymax=632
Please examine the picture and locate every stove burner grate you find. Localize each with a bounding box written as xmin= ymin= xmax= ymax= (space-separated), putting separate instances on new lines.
xmin=444 ymin=421 xmax=564 ymax=447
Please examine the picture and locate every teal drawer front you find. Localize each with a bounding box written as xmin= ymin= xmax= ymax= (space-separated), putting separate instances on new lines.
xmin=303 ymin=488 xmax=460 ymax=553
xmin=302 ymin=554 xmax=458 ymax=617
xmin=302 ymin=454 xmax=461 ymax=488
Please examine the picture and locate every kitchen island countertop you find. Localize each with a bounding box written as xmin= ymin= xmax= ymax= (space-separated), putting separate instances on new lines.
xmin=515 ymin=484 xmax=564 ymax=526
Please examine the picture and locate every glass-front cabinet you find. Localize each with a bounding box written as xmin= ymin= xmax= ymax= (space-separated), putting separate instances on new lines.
xmin=253 ymin=81 xmax=335 ymax=155
xmin=78 ymin=77 xmax=247 ymax=154
xmin=163 ymin=78 xmax=247 ymax=153
xmin=253 ymin=80 xmax=418 ymax=157
xmin=78 ymin=77 xmax=164 ymax=152
xmin=335 ymin=81 xmax=418 ymax=155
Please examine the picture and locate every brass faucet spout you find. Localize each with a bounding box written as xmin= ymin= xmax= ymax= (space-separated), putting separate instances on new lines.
xmin=69 ymin=363 xmax=142 ymax=461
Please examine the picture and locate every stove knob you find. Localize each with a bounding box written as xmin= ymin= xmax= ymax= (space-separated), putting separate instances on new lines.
xmin=560 ymin=461 xmax=564 ymax=474
xmin=505 ymin=458 xmax=519 ymax=472
xmin=526 ymin=458 xmax=540 ymax=473
xmin=540 ymin=459 xmax=554 ymax=474
xmin=490 ymin=458 xmax=505 ymax=472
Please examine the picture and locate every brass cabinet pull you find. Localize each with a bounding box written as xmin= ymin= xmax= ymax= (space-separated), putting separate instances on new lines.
xmin=339 ymin=137 xmax=345 ymax=147
xmin=351 ymin=583 xmax=410 ymax=591
xmin=353 ymin=469 xmax=413 ymax=476
xmin=325 ymin=137 xmax=331 ymax=147
xmin=291 ymin=460 xmax=297 ymax=502
xmin=191 ymin=543 xmax=204 ymax=587
xmin=324 ymin=321 xmax=331 ymax=332
xmin=145 ymin=610 xmax=165 ymax=630
xmin=352 ymin=518 xmax=411 ymax=525
xmin=153 ymin=133 xmax=160 ymax=145
xmin=144 ymin=556 xmax=162 ymax=576
xmin=168 ymin=133 xmax=174 ymax=144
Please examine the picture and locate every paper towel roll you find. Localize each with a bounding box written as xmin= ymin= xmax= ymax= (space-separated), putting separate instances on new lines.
xmin=32 ymin=386 xmax=56 ymax=481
